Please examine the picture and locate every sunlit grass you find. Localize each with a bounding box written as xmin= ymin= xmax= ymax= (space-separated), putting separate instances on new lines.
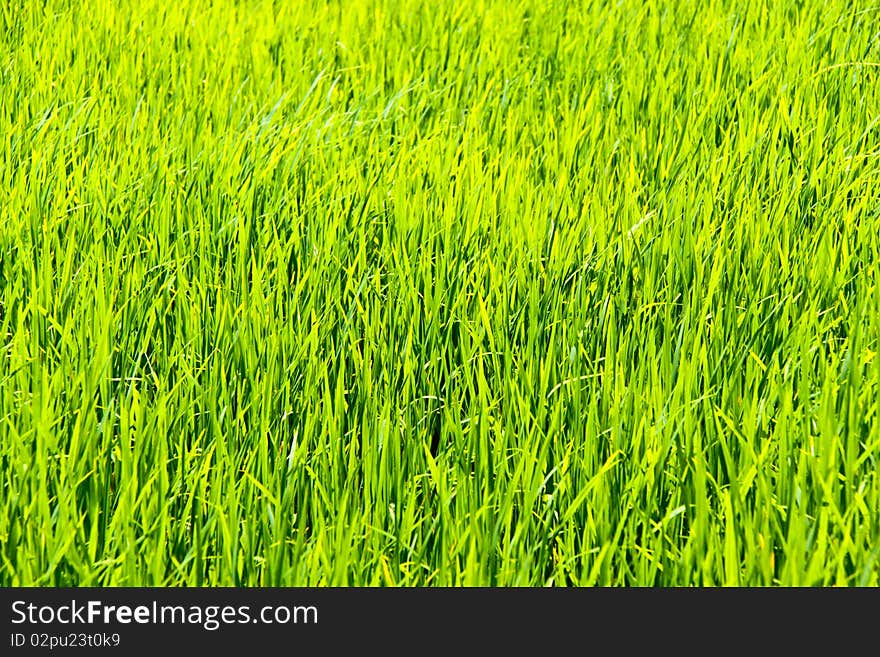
xmin=1 ymin=0 xmax=878 ymax=585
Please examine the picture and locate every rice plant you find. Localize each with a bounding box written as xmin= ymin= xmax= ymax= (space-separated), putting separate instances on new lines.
xmin=1 ymin=0 xmax=878 ymax=586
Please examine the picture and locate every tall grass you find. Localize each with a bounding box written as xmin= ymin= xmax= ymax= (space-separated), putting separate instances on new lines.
xmin=1 ymin=0 xmax=878 ymax=585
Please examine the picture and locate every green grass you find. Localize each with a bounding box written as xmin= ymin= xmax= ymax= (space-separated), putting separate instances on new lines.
xmin=1 ymin=0 xmax=879 ymax=586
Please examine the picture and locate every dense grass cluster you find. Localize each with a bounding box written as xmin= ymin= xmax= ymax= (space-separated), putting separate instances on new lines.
xmin=1 ymin=0 xmax=879 ymax=585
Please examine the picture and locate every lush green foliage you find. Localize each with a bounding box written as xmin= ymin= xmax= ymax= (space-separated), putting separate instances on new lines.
xmin=1 ymin=0 xmax=879 ymax=585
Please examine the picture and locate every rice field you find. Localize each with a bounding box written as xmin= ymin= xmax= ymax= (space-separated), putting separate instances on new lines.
xmin=1 ymin=0 xmax=879 ymax=586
